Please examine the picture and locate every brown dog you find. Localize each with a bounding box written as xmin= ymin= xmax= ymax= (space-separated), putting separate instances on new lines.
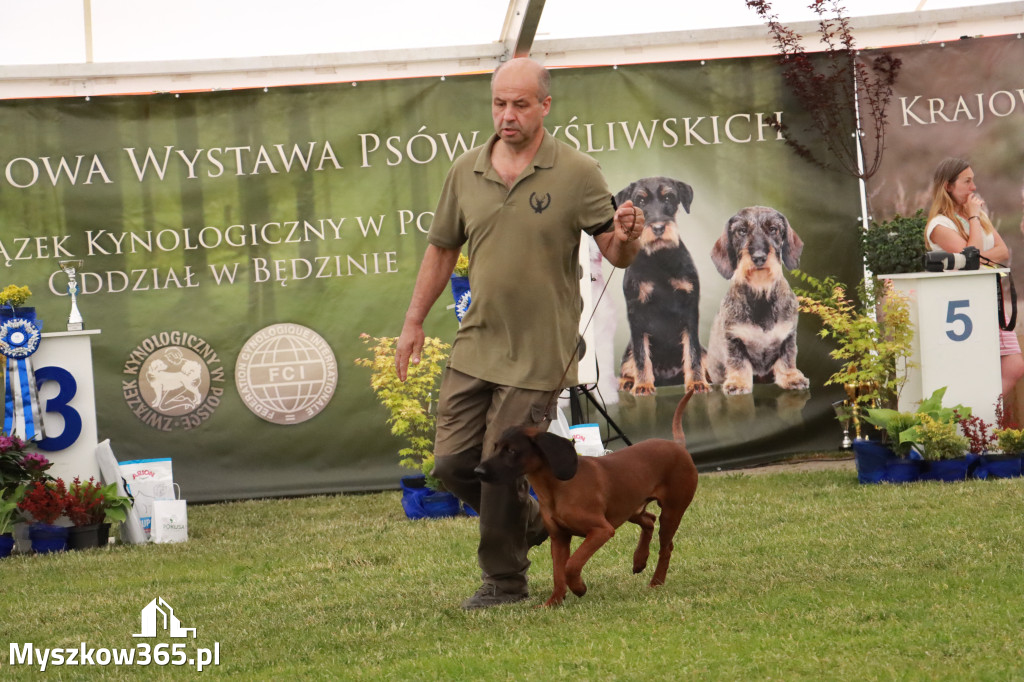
xmin=475 ymin=390 xmax=699 ymax=606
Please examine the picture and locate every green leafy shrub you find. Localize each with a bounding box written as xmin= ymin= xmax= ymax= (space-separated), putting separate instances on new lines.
xmin=861 ymin=210 xmax=927 ymax=275
xmin=914 ymin=414 xmax=969 ymax=461
xmin=795 ymin=272 xmax=914 ymax=411
xmin=993 ymin=428 xmax=1024 ymax=455
xmin=865 ymin=386 xmax=971 ymax=456
xmin=354 ymin=334 xmax=450 ymax=489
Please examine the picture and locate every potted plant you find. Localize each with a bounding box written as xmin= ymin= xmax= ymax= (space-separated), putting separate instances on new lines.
xmin=0 ymin=441 xmax=52 ymax=555
xmin=860 ymin=210 xmax=927 ymax=276
xmin=0 ymin=435 xmax=50 ymax=487
xmin=796 ymin=272 xmax=914 ymax=415
xmin=860 ymin=386 xmax=972 ymax=484
xmin=985 ymin=426 xmax=1024 ymax=479
xmin=795 ymin=271 xmax=915 ymax=481
xmin=0 ymin=484 xmax=26 ymax=558
xmin=914 ymin=414 xmax=973 ymax=482
xmin=354 ymin=333 xmax=461 ymax=519
xmin=854 ymin=408 xmax=921 ymax=483
xmin=18 ymin=478 xmax=71 ymax=553
xmin=65 ymin=477 xmax=131 ymax=549
xmin=0 ymin=284 xmax=35 ymax=322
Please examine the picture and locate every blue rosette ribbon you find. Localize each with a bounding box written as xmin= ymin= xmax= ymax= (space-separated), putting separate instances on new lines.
xmin=0 ymin=315 xmax=45 ymax=441
xmin=449 ymin=275 xmax=472 ymax=323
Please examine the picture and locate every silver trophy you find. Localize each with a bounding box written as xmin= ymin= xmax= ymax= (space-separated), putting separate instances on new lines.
xmin=58 ymin=259 xmax=84 ymax=331
xmin=832 ymin=399 xmax=854 ymax=450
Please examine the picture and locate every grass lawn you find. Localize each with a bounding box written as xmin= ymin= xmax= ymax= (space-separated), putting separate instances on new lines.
xmin=2 ymin=470 xmax=1023 ymax=680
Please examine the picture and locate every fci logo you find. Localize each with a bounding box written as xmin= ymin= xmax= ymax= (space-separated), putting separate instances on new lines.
xmin=133 ymin=597 xmax=196 ymax=639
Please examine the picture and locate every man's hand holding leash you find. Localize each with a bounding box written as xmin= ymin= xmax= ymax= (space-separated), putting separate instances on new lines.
xmin=597 ymin=200 xmax=645 ymax=268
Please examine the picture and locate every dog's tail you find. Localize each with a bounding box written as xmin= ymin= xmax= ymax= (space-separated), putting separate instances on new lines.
xmin=671 ymin=388 xmax=696 ymax=446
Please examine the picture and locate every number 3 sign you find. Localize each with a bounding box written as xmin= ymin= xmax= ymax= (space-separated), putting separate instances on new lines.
xmin=27 ymin=330 xmax=102 ymax=482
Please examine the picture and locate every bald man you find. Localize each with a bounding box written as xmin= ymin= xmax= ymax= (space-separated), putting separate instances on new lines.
xmin=396 ymin=58 xmax=645 ymax=609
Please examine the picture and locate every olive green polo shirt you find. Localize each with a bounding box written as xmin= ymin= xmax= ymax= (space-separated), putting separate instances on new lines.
xmin=429 ymin=132 xmax=615 ymax=391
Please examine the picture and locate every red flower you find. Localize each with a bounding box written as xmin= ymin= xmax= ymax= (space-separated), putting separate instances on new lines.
xmin=18 ymin=479 xmax=70 ymax=525
xmin=66 ymin=477 xmax=106 ymax=526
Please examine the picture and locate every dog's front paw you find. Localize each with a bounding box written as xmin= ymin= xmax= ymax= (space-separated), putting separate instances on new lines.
xmin=686 ymin=379 xmax=712 ymax=394
xmin=618 ymin=376 xmax=635 ymax=392
xmin=630 ymin=381 xmax=656 ymax=396
xmin=722 ymin=380 xmax=752 ymax=395
xmin=775 ymin=368 xmax=810 ymax=391
xmin=567 ymin=576 xmax=588 ymax=597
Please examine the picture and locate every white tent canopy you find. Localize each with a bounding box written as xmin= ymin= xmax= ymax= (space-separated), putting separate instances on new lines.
xmin=0 ymin=0 xmax=1022 ymax=97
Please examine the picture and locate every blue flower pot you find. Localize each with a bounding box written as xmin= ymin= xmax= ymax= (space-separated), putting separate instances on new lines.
xmin=421 ymin=491 xmax=460 ymax=518
xmin=0 ymin=533 xmax=14 ymax=558
xmin=852 ymin=439 xmax=892 ymax=484
xmin=28 ymin=522 xmax=68 ymax=554
xmin=399 ymin=475 xmax=459 ymax=520
xmin=884 ymin=457 xmax=922 ymax=484
xmin=400 ymin=475 xmax=430 ymax=520
xmin=920 ymin=456 xmax=974 ymax=482
xmin=973 ymin=455 xmax=1022 ymax=480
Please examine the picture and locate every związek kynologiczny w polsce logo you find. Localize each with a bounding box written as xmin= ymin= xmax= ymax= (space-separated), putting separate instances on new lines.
xmin=8 ymin=597 xmax=220 ymax=672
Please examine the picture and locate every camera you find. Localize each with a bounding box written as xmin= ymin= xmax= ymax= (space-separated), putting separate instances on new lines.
xmin=923 ymin=246 xmax=981 ymax=272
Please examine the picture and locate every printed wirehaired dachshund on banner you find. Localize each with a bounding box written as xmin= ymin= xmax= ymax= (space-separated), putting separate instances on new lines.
xmin=706 ymin=206 xmax=809 ymax=395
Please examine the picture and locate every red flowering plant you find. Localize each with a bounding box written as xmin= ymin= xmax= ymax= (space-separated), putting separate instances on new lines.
xmin=18 ymin=479 xmax=70 ymax=526
xmin=66 ymin=477 xmax=106 ymax=527
xmin=956 ymin=410 xmax=996 ymax=455
xmin=992 ymin=396 xmax=1024 ymax=455
xmin=66 ymin=477 xmax=133 ymax=526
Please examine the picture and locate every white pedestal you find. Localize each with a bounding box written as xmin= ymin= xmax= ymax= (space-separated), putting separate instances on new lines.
xmin=25 ymin=329 xmax=102 ymax=482
xmin=883 ymin=270 xmax=1002 ymax=425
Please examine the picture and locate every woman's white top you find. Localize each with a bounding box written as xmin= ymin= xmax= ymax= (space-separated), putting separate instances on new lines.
xmin=925 ymin=214 xmax=995 ymax=252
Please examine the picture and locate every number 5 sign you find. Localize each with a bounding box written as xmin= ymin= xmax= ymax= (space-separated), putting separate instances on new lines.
xmin=944 ymin=299 xmax=973 ymax=342
xmin=886 ymin=270 xmax=1003 ymax=427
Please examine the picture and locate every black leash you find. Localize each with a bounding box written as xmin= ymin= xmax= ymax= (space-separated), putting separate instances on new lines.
xmin=542 ymin=263 xmax=619 ymax=421
xmin=981 ymin=256 xmax=1017 ymax=331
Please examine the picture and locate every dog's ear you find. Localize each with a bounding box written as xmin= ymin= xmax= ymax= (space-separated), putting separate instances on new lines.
xmin=533 ymin=432 xmax=579 ymax=481
xmin=711 ymin=228 xmax=736 ymax=279
xmin=672 ymin=180 xmax=694 ymax=214
xmin=780 ymin=216 xmax=804 ymax=270
xmin=614 ymin=182 xmax=637 ymax=209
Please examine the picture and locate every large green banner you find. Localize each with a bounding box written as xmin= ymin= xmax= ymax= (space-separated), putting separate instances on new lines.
xmin=0 ymin=55 xmax=862 ymax=500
